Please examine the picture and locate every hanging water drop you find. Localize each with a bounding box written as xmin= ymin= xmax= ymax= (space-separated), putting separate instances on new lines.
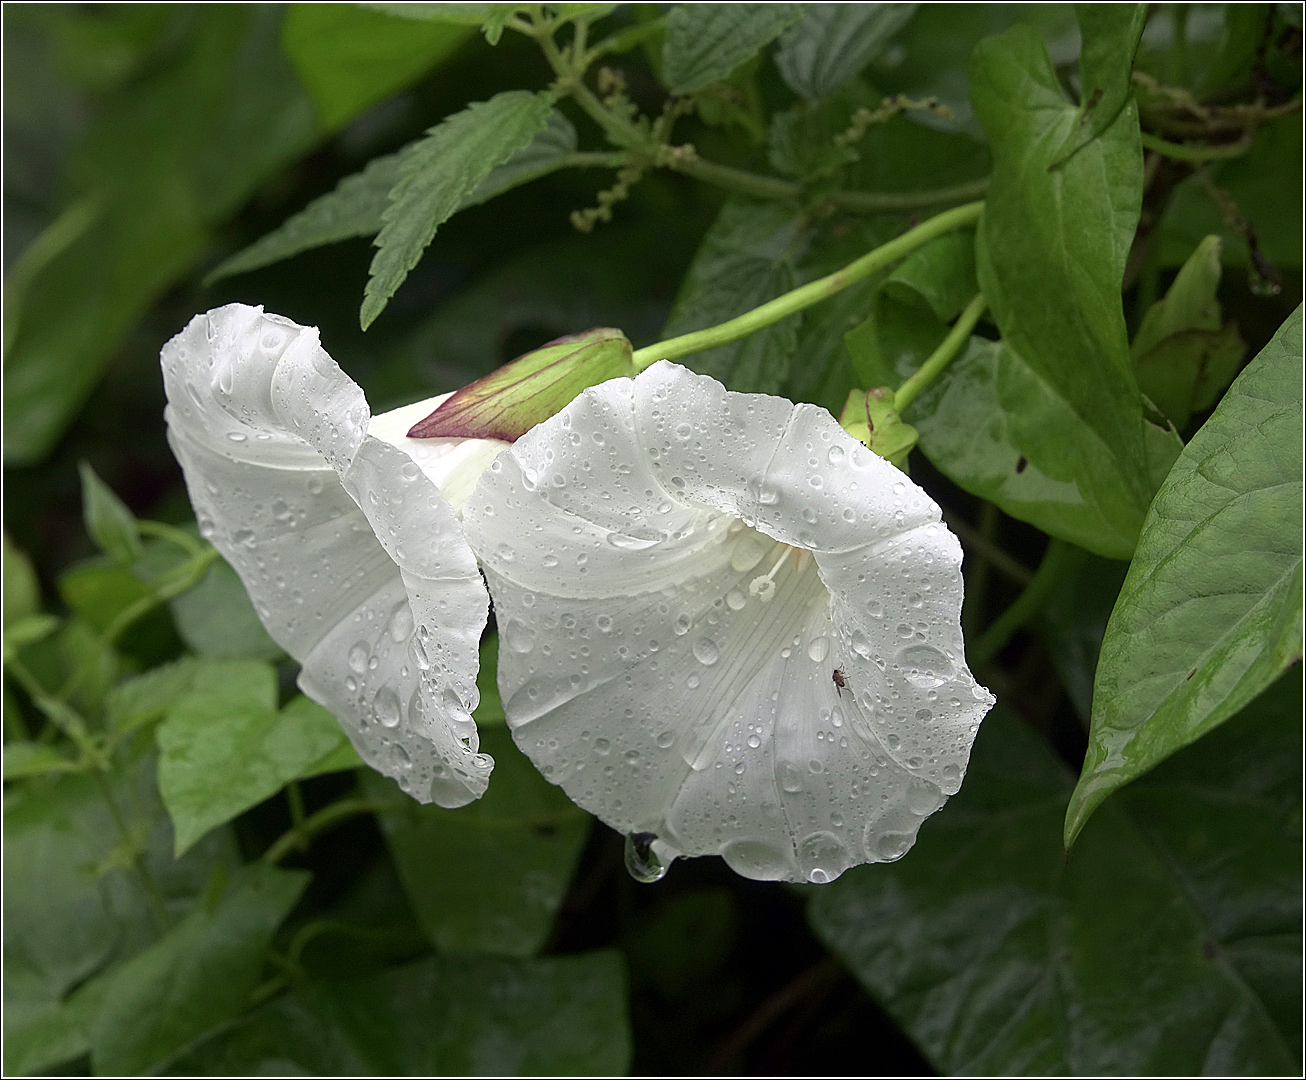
xmin=624 ymin=832 xmax=674 ymax=883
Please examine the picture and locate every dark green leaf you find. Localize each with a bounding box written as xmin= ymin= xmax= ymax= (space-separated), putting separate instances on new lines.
xmin=1130 ymin=235 xmax=1246 ymax=428
xmin=364 ymin=724 xmax=590 ymax=957
xmin=208 ymin=110 xmax=577 ymax=282
xmin=904 ymin=337 xmax=1182 ymax=559
xmin=78 ymin=461 xmax=141 ymax=566
xmin=173 ymin=950 xmax=631 ymax=1076
xmin=774 ymin=2 xmax=918 ymax=101
xmin=1066 ymin=307 xmax=1303 ymax=845
xmin=3 ymin=760 xmax=238 ymax=1074
xmin=1052 ymin=4 xmax=1147 ymax=165
xmin=881 ymin=228 xmax=977 ymax=322
xmin=3 ymin=7 xmax=320 ymax=464
xmin=766 ymin=88 xmax=865 ymax=180
xmin=970 ymin=24 xmax=1179 ymax=551
xmin=660 ymin=199 xmax=808 ymax=394
xmin=625 ymin=889 xmax=736 ymax=998
xmin=810 ymin=689 xmax=1302 ymax=1075
xmin=281 ymin=3 xmax=473 ymax=130
xmin=3 ymin=532 xmax=42 ymax=628
xmin=91 ymin=863 xmax=309 ymax=1076
xmin=168 ymin=557 xmax=283 ymax=660
xmin=1038 ymin=554 xmax=1129 ymax=723
xmin=474 ymin=634 xmax=506 ymax=727
xmin=662 ymin=3 xmax=802 ymax=95
xmin=360 ymin=90 xmax=553 ymax=329
xmin=156 ymin=661 xmax=351 ymax=853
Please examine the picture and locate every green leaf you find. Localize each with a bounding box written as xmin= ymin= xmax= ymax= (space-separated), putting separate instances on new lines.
xmin=364 ymin=724 xmax=590 ymax=957
xmin=1051 ymin=3 xmax=1147 ymax=166
xmin=156 ymin=661 xmax=351 ymax=854
xmin=91 ymin=863 xmax=309 ymax=1076
xmin=2 ymin=742 xmax=81 ymax=780
xmin=3 ymin=760 xmax=239 ymax=1074
xmin=3 ymin=532 xmax=42 ymax=628
xmin=904 ymin=337 xmax=1182 ymax=559
xmin=1066 ymin=307 xmax=1303 ymax=845
xmin=969 ymin=24 xmax=1179 ymax=552
xmin=105 ymin=656 xmax=202 ymax=734
xmin=408 ymin=326 xmax=634 ymax=441
xmin=360 ymin=90 xmax=553 ymax=329
xmin=662 ymin=2 xmax=803 ymax=95
xmin=1038 ymin=554 xmax=1129 ymax=723
xmin=881 ymin=228 xmax=977 ymax=323
xmin=173 ymin=951 xmax=632 ymax=1075
xmin=4 ymin=7 xmax=321 ymax=464
xmin=78 ymin=461 xmax=141 ymax=566
xmin=660 ymin=199 xmax=808 ymax=394
xmin=625 ymin=889 xmax=736 ymax=998
xmin=3 ymin=613 xmax=61 ymax=654
xmin=773 ymin=2 xmax=918 ymax=101
xmin=58 ymin=559 xmax=150 ymax=633
xmin=300 ymin=736 xmax=366 ymax=778
xmin=208 ymin=109 xmax=577 ymax=282
xmin=474 ymin=633 xmax=506 ymax=727
xmin=1130 ymin=235 xmax=1246 ymax=428
xmin=810 ymin=688 xmax=1302 ymax=1075
xmin=281 ymin=3 xmax=473 ymax=130
xmin=168 ymin=557 xmax=283 ymax=661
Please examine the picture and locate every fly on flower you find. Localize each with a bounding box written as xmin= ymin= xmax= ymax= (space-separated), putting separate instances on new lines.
xmin=462 ymin=361 xmax=995 ymax=884
xmin=161 ymin=304 xmax=507 ymax=807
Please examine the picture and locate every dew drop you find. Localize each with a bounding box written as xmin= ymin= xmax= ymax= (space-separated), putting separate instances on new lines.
xmin=726 ymin=589 xmax=747 ymax=611
xmin=776 ymin=760 xmax=804 ymax=793
xmin=372 ymin=687 xmax=402 ymax=728
xmin=897 ymin=644 xmax=954 ymax=689
xmin=348 ymin=644 xmax=369 ymax=674
xmin=807 ymin=636 xmax=830 ymax=663
xmin=624 ymin=832 xmax=674 ymax=883
xmin=692 ymin=638 xmax=719 ymax=665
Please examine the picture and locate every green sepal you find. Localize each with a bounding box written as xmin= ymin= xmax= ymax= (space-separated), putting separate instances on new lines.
xmin=838 ymin=387 xmax=918 ymax=471
xmin=408 ymin=327 xmax=635 ymax=442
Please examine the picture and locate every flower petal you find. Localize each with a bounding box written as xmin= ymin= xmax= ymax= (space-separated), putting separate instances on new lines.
xmin=162 ymin=304 xmax=503 ymax=807
xmin=463 ymin=361 xmax=993 ymax=881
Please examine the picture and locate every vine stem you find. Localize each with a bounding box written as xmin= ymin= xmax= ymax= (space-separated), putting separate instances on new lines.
xmin=970 ymin=540 xmax=1080 ymax=667
xmin=631 ymin=202 xmax=984 ymax=370
xmin=894 ymin=292 xmax=987 ymax=413
xmin=262 ymin=796 xmax=393 ymax=866
xmin=1139 ymin=131 xmax=1252 ymax=162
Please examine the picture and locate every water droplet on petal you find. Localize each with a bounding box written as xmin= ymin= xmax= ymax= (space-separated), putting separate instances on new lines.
xmin=372 ymin=687 xmax=401 ymax=728
xmin=348 ymin=644 xmax=369 ymax=674
xmin=897 ymin=644 xmax=953 ymax=688
xmin=692 ymin=638 xmax=719 ymax=665
xmin=807 ymin=636 xmax=829 ymax=662
xmin=624 ymin=832 xmax=675 ymax=883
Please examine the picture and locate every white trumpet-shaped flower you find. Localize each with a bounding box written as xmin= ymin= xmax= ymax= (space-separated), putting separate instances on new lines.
xmin=161 ymin=304 xmax=507 ymax=807
xmin=462 ymin=361 xmax=995 ymax=883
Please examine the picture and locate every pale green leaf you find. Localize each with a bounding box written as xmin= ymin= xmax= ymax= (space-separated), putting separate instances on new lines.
xmin=1066 ymin=306 xmax=1303 ymax=845
xmin=78 ymin=461 xmax=141 ymax=566
xmin=156 ymin=662 xmax=351 ymax=854
xmin=3 ymin=532 xmax=42 ymax=629
xmin=662 ymin=3 xmax=803 ymax=95
xmin=1052 ymin=3 xmax=1147 ymax=165
xmin=2 ymin=743 xmax=81 ymax=780
xmin=360 ymin=90 xmax=554 ymax=329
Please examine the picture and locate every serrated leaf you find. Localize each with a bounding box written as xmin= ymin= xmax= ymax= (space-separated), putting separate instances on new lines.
xmin=409 ymin=326 xmax=633 ymax=441
xmin=171 ymin=950 xmax=632 ymax=1075
xmin=78 ymin=461 xmax=141 ymax=566
xmin=659 ymin=199 xmax=808 ymax=394
xmin=156 ymin=661 xmax=352 ymax=854
xmin=773 ymin=2 xmax=918 ymax=101
xmin=810 ymin=688 xmax=1302 ymax=1075
xmin=1052 ymin=3 xmax=1147 ymax=166
xmin=364 ymin=725 xmax=590 ymax=957
xmin=1066 ymin=307 xmax=1303 ymax=846
xmin=91 ymin=863 xmax=309 ymax=1076
xmin=360 ymin=90 xmax=554 ymax=329
xmin=3 ymin=532 xmax=42 ymax=628
xmin=210 ymin=109 xmax=577 ymax=281
xmin=1131 ymin=236 xmax=1247 ymax=428
xmin=971 ymin=24 xmax=1175 ymax=551
xmin=662 ymin=3 xmax=803 ymax=95
xmin=282 ymin=3 xmax=473 ymax=130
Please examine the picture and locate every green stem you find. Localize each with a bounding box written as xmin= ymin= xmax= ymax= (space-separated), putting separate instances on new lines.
xmin=970 ymin=539 xmax=1078 ymax=667
xmin=136 ymin=519 xmax=206 ymax=558
xmin=831 ymin=177 xmax=991 ymax=213
xmin=286 ymin=780 xmax=307 ymax=849
xmin=1139 ymin=131 xmax=1252 ymax=162
xmin=632 ymin=202 xmax=984 ymax=370
xmin=894 ymin=292 xmax=987 ymax=413
xmin=262 ymin=796 xmax=393 ymax=866
xmin=671 ymin=157 xmax=800 ymax=199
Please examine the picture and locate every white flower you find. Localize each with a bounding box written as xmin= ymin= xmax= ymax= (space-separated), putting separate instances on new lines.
xmin=462 ymin=361 xmax=994 ymax=882
xmin=161 ymin=304 xmax=507 ymax=807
